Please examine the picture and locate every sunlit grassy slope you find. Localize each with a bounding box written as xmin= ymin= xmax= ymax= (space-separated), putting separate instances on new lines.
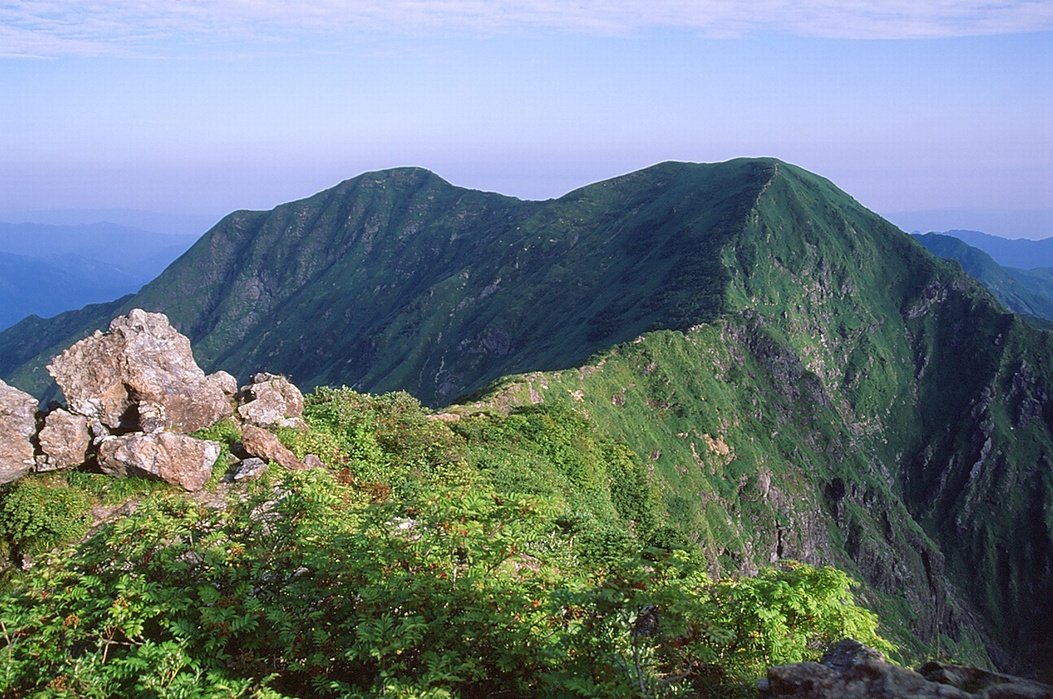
xmin=3 ymin=158 xmax=1053 ymax=676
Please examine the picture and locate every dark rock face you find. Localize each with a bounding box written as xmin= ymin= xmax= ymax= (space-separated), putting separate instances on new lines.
xmin=0 ymin=379 xmax=36 ymax=484
xmin=762 ymin=639 xmax=1053 ymax=699
xmin=47 ymin=308 xmax=235 ymax=434
xmin=97 ymin=431 xmax=220 ymax=492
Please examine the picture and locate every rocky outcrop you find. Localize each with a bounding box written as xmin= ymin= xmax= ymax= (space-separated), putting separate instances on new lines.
xmin=0 ymin=309 xmax=317 ymax=492
xmin=239 ymin=425 xmax=308 ymax=471
xmin=35 ymin=408 xmax=90 ymax=472
xmin=761 ymin=639 xmax=1053 ymax=699
xmin=47 ymin=309 xmax=235 ymax=434
xmin=237 ymin=373 xmax=305 ymax=429
xmin=97 ymin=432 xmax=220 ymax=492
xmin=0 ymin=379 xmax=37 ymax=484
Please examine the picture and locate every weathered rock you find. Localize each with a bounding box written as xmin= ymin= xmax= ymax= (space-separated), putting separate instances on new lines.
xmin=136 ymin=401 xmax=168 ymax=434
xmin=761 ymin=639 xmax=1053 ymax=699
xmin=236 ymin=373 xmax=306 ymax=429
xmin=239 ymin=425 xmax=306 ymax=470
xmin=228 ymin=457 xmax=268 ymax=483
xmin=303 ymin=453 xmax=324 ymax=469
xmin=97 ymin=431 xmax=220 ymax=491
xmin=209 ymin=370 xmax=239 ymax=400
xmin=88 ymin=420 xmax=111 ymax=445
xmin=47 ymin=309 xmax=233 ymax=434
xmin=0 ymin=379 xmax=37 ymax=484
xmin=36 ymin=408 xmax=91 ymax=472
xmin=920 ymin=662 xmax=1053 ymax=698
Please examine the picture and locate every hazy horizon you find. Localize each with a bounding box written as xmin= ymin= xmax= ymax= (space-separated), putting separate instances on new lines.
xmin=2 ymin=182 xmax=1052 ymax=242
xmin=2 ymin=2 xmax=1051 ymax=238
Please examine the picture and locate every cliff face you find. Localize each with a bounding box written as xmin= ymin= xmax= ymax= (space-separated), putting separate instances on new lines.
xmin=2 ymin=159 xmax=1053 ymax=675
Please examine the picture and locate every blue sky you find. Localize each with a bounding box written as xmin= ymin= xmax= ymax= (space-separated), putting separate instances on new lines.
xmin=1 ymin=1 xmax=1052 ymax=237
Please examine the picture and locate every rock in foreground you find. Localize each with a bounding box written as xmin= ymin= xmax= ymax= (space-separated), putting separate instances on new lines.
xmin=237 ymin=372 xmax=306 ymax=429
xmin=762 ymin=639 xmax=1053 ymax=699
xmin=35 ymin=408 xmax=90 ymax=472
xmin=97 ymin=431 xmax=221 ymax=492
xmin=47 ymin=308 xmax=235 ymax=434
xmin=0 ymin=379 xmax=37 ymax=484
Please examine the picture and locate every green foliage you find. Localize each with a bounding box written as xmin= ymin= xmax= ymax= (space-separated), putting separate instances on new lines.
xmin=192 ymin=417 xmax=244 ymax=485
xmin=0 ymin=387 xmax=892 ymax=697
xmin=704 ymin=561 xmax=892 ymax=676
xmin=454 ymin=402 xmax=662 ymax=538
xmin=0 ymin=476 xmax=91 ymax=558
xmin=281 ymin=387 xmax=469 ymax=499
xmin=548 ymin=554 xmax=889 ymax=698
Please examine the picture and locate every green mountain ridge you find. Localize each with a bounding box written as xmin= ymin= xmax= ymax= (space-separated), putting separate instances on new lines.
xmin=3 ymin=158 xmax=1053 ymax=678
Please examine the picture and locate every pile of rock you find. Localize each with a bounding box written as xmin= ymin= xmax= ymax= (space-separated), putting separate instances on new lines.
xmin=0 ymin=309 xmax=317 ymax=491
xmin=761 ymin=639 xmax=1053 ymax=698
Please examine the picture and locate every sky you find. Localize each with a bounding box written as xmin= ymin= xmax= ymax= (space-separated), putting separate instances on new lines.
xmin=1 ymin=1 xmax=1052 ymax=238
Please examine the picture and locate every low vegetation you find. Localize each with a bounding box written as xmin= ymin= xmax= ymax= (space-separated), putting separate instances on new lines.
xmin=0 ymin=387 xmax=889 ymax=698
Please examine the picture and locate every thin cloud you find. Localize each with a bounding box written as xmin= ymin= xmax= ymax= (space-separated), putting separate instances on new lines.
xmin=2 ymin=0 xmax=1052 ymax=57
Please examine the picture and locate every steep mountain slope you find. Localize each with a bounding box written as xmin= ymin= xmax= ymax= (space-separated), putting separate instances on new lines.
xmin=3 ymin=159 xmax=1053 ymax=676
xmin=915 ymin=232 xmax=1053 ymax=322
xmin=0 ymin=162 xmax=766 ymax=403
xmin=728 ymin=167 xmax=1053 ymax=675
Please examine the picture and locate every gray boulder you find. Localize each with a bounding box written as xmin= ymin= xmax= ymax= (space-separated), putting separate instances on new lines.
xmin=97 ymin=431 xmax=220 ymax=491
xmin=761 ymin=639 xmax=1053 ymax=699
xmin=228 ymin=457 xmax=268 ymax=483
xmin=237 ymin=373 xmax=306 ymax=429
xmin=0 ymin=379 xmax=37 ymax=484
xmin=36 ymin=408 xmax=91 ymax=472
xmin=47 ymin=309 xmax=235 ymax=434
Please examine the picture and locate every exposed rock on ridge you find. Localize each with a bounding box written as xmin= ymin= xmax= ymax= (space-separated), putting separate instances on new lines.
xmin=47 ymin=308 xmax=236 ymax=434
xmin=6 ymin=309 xmax=312 ymax=491
xmin=237 ymin=372 xmax=306 ymax=429
xmin=97 ymin=431 xmax=220 ymax=492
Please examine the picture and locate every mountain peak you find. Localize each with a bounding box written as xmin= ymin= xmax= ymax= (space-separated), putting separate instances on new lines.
xmin=5 ymin=159 xmax=1053 ymax=674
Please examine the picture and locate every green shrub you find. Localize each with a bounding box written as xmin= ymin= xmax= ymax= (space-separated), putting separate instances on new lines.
xmin=0 ymin=476 xmax=91 ymax=557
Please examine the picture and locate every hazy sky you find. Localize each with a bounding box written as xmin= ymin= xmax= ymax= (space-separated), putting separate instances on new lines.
xmin=2 ymin=1 xmax=1052 ymax=237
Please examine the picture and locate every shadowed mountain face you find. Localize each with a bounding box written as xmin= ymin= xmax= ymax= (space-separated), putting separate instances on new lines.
xmin=3 ymin=159 xmax=1053 ymax=676
xmin=0 ymin=161 xmax=768 ymax=404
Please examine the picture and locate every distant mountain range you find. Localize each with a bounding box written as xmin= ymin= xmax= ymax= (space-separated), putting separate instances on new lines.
xmin=914 ymin=232 xmax=1053 ymax=324
xmin=0 ymin=209 xmax=219 ymax=238
xmin=0 ymin=221 xmax=197 ymax=330
xmin=936 ymin=229 xmax=1053 ymax=270
xmin=4 ymin=160 xmax=1053 ymax=677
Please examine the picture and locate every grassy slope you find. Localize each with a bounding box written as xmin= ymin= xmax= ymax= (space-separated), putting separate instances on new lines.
xmin=3 ymin=159 xmax=1053 ymax=675
xmin=0 ymin=390 xmax=893 ymax=698
xmin=466 ymin=162 xmax=1053 ymax=675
